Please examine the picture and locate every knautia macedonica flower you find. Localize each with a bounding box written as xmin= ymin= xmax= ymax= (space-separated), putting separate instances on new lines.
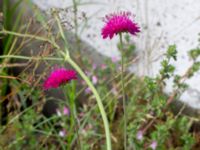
xmin=43 ymin=68 xmax=77 ymax=90
xmin=101 ymin=11 xmax=140 ymax=39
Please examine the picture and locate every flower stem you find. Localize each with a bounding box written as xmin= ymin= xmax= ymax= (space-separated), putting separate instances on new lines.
xmin=66 ymin=57 xmax=112 ymax=150
xmin=0 ymin=55 xmax=63 ymax=61
xmin=0 ymin=29 xmax=60 ymax=49
xmin=119 ymin=33 xmax=127 ymax=150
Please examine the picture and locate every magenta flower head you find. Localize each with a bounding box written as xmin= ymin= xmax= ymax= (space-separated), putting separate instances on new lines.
xmin=101 ymin=11 xmax=140 ymax=39
xmin=43 ymin=68 xmax=77 ymax=90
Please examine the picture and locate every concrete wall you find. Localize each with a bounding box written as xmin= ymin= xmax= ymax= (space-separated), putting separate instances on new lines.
xmin=32 ymin=0 xmax=200 ymax=109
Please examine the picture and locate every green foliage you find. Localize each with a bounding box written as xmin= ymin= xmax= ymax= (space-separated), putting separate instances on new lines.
xmin=192 ymin=61 xmax=200 ymax=72
xmin=159 ymin=45 xmax=177 ymax=79
xmin=189 ymin=48 xmax=200 ymax=60
xmin=2 ymin=0 xmax=23 ymax=54
xmin=166 ymin=45 xmax=177 ymax=60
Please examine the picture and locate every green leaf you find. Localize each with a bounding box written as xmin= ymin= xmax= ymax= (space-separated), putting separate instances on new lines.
xmin=167 ymin=45 xmax=177 ymax=60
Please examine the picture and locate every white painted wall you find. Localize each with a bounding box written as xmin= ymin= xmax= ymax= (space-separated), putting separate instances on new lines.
xmin=32 ymin=0 xmax=200 ymax=108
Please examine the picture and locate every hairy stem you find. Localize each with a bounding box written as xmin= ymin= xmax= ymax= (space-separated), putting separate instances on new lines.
xmin=119 ymin=33 xmax=127 ymax=150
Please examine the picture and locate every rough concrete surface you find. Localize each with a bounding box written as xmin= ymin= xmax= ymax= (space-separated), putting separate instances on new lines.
xmin=31 ymin=0 xmax=200 ymax=109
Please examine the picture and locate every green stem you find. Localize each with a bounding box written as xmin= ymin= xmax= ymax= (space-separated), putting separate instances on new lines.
xmin=119 ymin=33 xmax=127 ymax=150
xmin=0 ymin=55 xmax=63 ymax=61
xmin=66 ymin=57 xmax=112 ymax=150
xmin=67 ymin=82 xmax=82 ymax=149
xmin=53 ymin=10 xmax=68 ymax=51
xmin=72 ymin=105 xmax=82 ymax=150
xmin=0 ymin=29 xmax=60 ymax=49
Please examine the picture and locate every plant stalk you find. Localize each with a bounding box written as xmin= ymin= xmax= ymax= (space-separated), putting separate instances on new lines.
xmin=119 ymin=33 xmax=127 ymax=150
xmin=66 ymin=57 xmax=112 ymax=150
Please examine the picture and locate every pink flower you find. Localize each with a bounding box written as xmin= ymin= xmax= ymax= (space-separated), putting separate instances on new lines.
xmin=56 ymin=106 xmax=70 ymax=116
xmin=85 ymin=87 xmax=91 ymax=94
xmin=43 ymin=68 xmax=77 ymax=90
xmin=92 ymin=75 xmax=98 ymax=84
xmin=85 ymin=70 xmax=92 ymax=77
xmin=111 ymin=56 xmax=120 ymax=63
xmin=101 ymin=64 xmax=107 ymax=69
xmin=63 ymin=106 xmax=70 ymax=116
xmin=150 ymin=141 xmax=157 ymax=150
xmin=59 ymin=129 xmax=66 ymax=137
xmin=136 ymin=130 xmax=143 ymax=141
xmin=101 ymin=11 xmax=140 ymax=39
xmin=92 ymin=64 xmax=97 ymax=70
